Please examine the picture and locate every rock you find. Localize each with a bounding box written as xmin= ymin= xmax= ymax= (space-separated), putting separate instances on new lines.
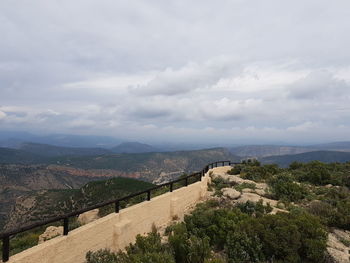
xmin=242 ymin=188 xmax=254 ymax=193
xmin=277 ymin=202 xmax=286 ymax=209
xmin=38 ymin=226 xmax=63 ymax=244
xmin=327 ymin=232 xmax=350 ymax=263
xmin=333 ymin=229 xmax=350 ymax=243
xmin=235 ymin=193 xmax=278 ymax=207
xmin=270 ymin=207 xmax=288 ymax=215
xmin=325 ymin=184 xmax=333 ymax=188
xmin=221 ymin=188 xmax=241 ymax=199
xmin=78 ymin=209 xmax=100 ymax=225
xmin=255 ymin=189 xmax=266 ymax=196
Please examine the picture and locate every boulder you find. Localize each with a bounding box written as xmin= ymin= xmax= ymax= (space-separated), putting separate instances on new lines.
xmin=235 ymin=193 xmax=278 ymax=207
xmin=242 ymin=188 xmax=254 ymax=193
xmin=78 ymin=209 xmax=100 ymax=225
xmin=221 ymin=188 xmax=241 ymax=200
xmin=38 ymin=226 xmax=63 ymax=244
xmin=255 ymin=183 xmax=268 ymax=190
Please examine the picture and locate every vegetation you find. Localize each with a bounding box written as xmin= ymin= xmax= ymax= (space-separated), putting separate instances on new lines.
xmin=86 ymin=201 xmax=327 ymax=263
xmin=228 ymin=160 xmax=280 ymax=182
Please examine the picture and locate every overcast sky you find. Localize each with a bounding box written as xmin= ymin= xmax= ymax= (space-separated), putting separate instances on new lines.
xmin=1 ymin=0 xmax=350 ymax=145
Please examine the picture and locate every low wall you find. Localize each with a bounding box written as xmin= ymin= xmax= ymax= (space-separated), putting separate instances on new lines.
xmin=7 ymin=173 xmax=212 ymax=263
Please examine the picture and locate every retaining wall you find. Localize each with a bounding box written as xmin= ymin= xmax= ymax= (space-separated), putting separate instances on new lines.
xmin=7 ymin=173 xmax=212 ymax=263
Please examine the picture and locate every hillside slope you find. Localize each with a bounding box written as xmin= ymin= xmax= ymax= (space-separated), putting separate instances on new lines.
xmin=3 ymin=177 xmax=154 ymax=231
xmin=0 ymin=164 xmax=108 ymax=231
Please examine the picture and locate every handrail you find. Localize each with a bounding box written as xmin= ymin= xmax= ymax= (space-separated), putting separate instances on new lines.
xmin=1 ymin=160 xmax=237 ymax=262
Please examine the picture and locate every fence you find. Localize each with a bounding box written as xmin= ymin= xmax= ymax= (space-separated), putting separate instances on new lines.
xmin=1 ymin=160 xmax=235 ymax=262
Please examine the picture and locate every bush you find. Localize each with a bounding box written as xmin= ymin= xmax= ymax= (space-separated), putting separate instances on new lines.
xmin=229 ymin=212 xmax=327 ymax=263
xmin=86 ymin=231 xmax=175 ymax=263
xmin=268 ymin=173 xmax=309 ymax=202
xmin=239 ymin=164 xmax=280 ymax=182
xmin=225 ymin=231 xmax=265 ymax=263
xmin=184 ymin=205 xmax=249 ymax=249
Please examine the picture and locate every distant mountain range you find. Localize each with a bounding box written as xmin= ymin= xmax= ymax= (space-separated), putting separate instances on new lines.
xmin=229 ymin=141 xmax=350 ymax=158
xmin=19 ymin=142 xmax=112 ymax=157
xmin=260 ymin=151 xmax=350 ymax=167
xmin=0 ymin=131 xmax=123 ymax=148
xmin=0 ymin=141 xmax=160 ymax=162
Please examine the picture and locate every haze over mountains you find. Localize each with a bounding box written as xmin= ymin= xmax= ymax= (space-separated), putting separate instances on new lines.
xmin=1 ymin=130 xmax=350 ymax=232
xmin=0 ymin=144 xmax=236 ymax=231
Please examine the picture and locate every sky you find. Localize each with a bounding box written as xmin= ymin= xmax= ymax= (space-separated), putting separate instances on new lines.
xmin=1 ymin=0 xmax=350 ymax=145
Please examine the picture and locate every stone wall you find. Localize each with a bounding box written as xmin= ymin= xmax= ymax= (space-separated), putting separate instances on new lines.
xmin=7 ymin=172 xmax=212 ymax=263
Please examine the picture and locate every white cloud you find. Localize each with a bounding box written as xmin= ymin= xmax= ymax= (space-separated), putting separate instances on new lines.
xmin=0 ymin=111 xmax=6 ymax=120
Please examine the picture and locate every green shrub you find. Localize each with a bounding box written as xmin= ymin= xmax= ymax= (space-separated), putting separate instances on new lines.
xmin=231 ymin=212 xmax=327 ymax=263
xmin=225 ymin=231 xmax=265 ymax=263
xmin=86 ymin=249 xmax=118 ymax=263
xmin=268 ymin=173 xmax=309 ymax=202
xmin=236 ymin=200 xmax=273 ymax=217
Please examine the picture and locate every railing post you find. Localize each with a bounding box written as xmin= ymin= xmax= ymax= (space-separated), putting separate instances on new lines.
xmin=115 ymin=200 xmax=120 ymax=213
xmin=170 ymin=182 xmax=173 ymax=192
xmin=2 ymin=235 xmax=9 ymax=262
xmin=147 ymin=190 xmax=151 ymax=201
xmin=198 ymin=173 xmax=202 ymax=181
xmin=63 ymin=217 xmax=69 ymax=235
xmin=185 ymin=177 xmax=188 ymax=186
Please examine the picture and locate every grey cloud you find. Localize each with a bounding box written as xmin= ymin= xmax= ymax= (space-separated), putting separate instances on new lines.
xmin=1 ymin=0 xmax=350 ymax=144
xmin=130 ymin=59 xmax=239 ymax=96
xmin=287 ymin=71 xmax=349 ymax=100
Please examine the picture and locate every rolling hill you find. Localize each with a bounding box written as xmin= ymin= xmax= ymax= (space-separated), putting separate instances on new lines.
xmin=111 ymin=142 xmax=159 ymax=153
xmin=48 ymin=147 xmax=238 ymax=182
xmin=0 ymin=147 xmax=44 ymax=164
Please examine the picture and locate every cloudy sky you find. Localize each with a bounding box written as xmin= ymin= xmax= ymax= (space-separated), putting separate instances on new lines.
xmin=1 ymin=0 xmax=350 ymax=145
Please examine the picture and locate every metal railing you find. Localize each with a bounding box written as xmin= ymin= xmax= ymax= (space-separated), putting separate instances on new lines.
xmin=1 ymin=160 xmax=236 ymax=262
